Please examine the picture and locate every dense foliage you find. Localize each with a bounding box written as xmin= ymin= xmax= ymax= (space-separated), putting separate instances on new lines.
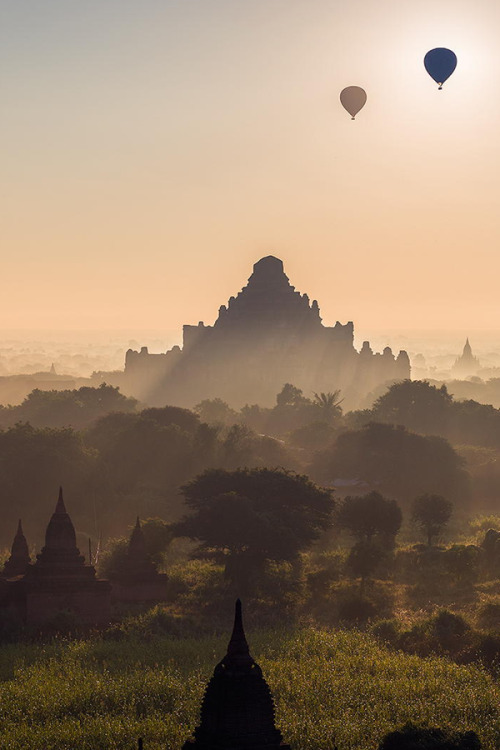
xmin=358 ymin=380 xmax=500 ymax=449
xmin=310 ymin=422 xmax=470 ymax=504
xmin=175 ymin=468 xmax=334 ymax=592
xmin=0 ymin=384 xmax=138 ymax=430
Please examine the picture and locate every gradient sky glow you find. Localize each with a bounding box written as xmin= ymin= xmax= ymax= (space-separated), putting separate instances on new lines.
xmin=2 ymin=0 xmax=500 ymax=335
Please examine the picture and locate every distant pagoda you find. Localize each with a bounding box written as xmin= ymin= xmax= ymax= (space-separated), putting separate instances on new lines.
xmin=23 ymin=488 xmax=111 ymax=625
xmin=3 ymin=520 xmax=30 ymax=578
xmin=452 ymin=338 xmax=481 ymax=377
xmin=184 ymin=599 xmax=290 ymax=750
xmin=110 ymin=517 xmax=168 ymax=603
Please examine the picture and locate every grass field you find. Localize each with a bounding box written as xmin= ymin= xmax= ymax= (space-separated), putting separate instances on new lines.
xmin=1 ymin=627 xmax=499 ymax=750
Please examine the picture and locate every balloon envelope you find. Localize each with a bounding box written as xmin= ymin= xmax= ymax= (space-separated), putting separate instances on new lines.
xmin=424 ymin=48 xmax=457 ymax=88
xmin=340 ymin=86 xmax=367 ymax=119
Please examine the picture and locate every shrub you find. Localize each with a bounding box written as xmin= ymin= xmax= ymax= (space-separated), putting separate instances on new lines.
xmin=337 ymin=591 xmax=376 ymax=625
xmin=477 ymin=602 xmax=500 ymax=631
xmin=370 ymin=619 xmax=400 ymax=646
xmin=429 ymin=610 xmax=470 ymax=653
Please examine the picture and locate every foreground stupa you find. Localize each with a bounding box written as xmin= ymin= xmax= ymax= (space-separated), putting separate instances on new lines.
xmin=183 ymin=599 xmax=291 ymax=750
xmin=124 ymin=256 xmax=410 ymax=408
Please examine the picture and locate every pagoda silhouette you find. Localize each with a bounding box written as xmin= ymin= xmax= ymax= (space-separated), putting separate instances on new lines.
xmin=183 ymin=599 xmax=290 ymax=750
xmin=1 ymin=488 xmax=111 ymax=627
xmin=3 ymin=519 xmax=31 ymax=578
xmin=109 ymin=517 xmax=168 ymax=603
xmin=452 ymin=338 xmax=481 ymax=377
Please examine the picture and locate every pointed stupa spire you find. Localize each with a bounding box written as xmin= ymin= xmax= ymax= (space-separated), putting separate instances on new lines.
xmin=13 ymin=519 xmax=28 ymax=554
xmin=224 ymin=598 xmax=253 ymax=667
xmin=3 ymin=518 xmax=30 ymax=577
xmin=55 ymin=486 xmax=66 ymax=514
xmin=43 ymin=487 xmax=78 ymax=553
xmin=110 ymin=516 xmax=167 ymax=596
xmin=453 ymin=337 xmax=480 ymax=375
xmin=184 ymin=600 xmax=290 ymax=750
xmin=128 ymin=516 xmax=147 ymax=557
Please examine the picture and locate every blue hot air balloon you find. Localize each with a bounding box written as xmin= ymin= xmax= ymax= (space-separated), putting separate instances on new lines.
xmin=424 ymin=48 xmax=457 ymax=89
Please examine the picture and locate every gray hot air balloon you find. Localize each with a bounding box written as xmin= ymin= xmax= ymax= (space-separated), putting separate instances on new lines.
xmin=340 ymin=86 xmax=367 ymax=120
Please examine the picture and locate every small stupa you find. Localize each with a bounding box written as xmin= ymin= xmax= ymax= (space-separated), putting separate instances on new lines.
xmin=23 ymin=488 xmax=111 ymax=625
xmin=3 ymin=520 xmax=31 ymax=578
xmin=183 ymin=599 xmax=291 ymax=750
xmin=452 ymin=338 xmax=481 ymax=377
xmin=110 ymin=517 xmax=168 ymax=603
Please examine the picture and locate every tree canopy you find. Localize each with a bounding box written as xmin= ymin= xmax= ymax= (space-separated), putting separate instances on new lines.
xmin=337 ymin=491 xmax=402 ymax=544
xmin=0 ymin=384 xmax=137 ymax=430
xmin=174 ymin=468 xmax=334 ymax=588
xmin=352 ymin=379 xmax=500 ymax=450
xmin=411 ymin=493 xmax=453 ymax=546
xmin=310 ymin=422 xmax=470 ymax=505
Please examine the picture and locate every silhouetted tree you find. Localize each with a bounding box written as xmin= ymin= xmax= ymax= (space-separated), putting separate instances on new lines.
xmin=312 ymin=391 xmax=343 ymax=425
xmin=0 ymin=383 xmax=137 ymax=430
xmin=0 ymin=423 xmax=94 ymax=547
xmin=444 ymin=544 xmax=479 ymax=588
xmin=337 ymin=491 xmax=402 ymax=545
xmin=310 ymin=423 xmax=470 ymax=505
xmin=240 ymin=403 xmax=270 ymax=433
xmin=276 ymin=383 xmax=309 ymax=408
xmin=221 ymin=424 xmax=257 ymax=469
xmin=141 ymin=405 xmax=200 ymax=433
xmin=372 ymin=380 xmax=452 ymax=436
xmin=347 ymin=541 xmax=385 ymax=593
xmin=355 ymin=378 xmax=500 ymax=450
xmin=195 ymin=398 xmax=238 ymax=426
xmin=174 ymin=468 xmax=334 ymax=593
xmin=411 ymin=493 xmax=453 ymax=546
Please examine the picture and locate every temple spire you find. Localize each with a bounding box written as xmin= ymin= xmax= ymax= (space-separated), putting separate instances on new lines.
xmin=3 ymin=518 xmax=31 ymax=577
xmin=129 ymin=516 xmax=148 ymax=557
xmin=41 ymin=487 xmax=79 ymax=555
xmin=225 ymin=598 xmax=252 ymax=666
xmin=184 ymin=599 xmax=290 ymax=750
xmin=55 ymin=486 xmax=66 ymax=514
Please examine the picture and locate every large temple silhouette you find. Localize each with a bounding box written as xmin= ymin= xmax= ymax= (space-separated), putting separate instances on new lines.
xmin=124 ymin=256 xmax=410 ymax=408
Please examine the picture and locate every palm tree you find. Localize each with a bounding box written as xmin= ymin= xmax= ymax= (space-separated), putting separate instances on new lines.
xmin=312 ymin=390 xmax=343 ymax=424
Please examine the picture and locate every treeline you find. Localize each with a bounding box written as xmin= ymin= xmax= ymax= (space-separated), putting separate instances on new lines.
xmin=0 ymin=381 xmax=476 ymax=550
xmin=351 ymin=379 xmax=500 ymax=448
xmin=0 ymin=404 xmax=294 ymax=549
xmin=0 ymin=383 xmax=138 ymax=430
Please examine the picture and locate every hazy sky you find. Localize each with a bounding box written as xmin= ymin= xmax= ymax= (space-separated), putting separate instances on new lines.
xmin=2 ymin=0 xmax=500 ymax=337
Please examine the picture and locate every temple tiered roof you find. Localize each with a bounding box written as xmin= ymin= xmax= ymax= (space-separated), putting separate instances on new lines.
xmin=27 ymin=487 xmax=95 ymax=581
xmin=3 ymin=520 xmax=30 ymax=578
xmin=113 ymin=517 xmax=160 ymax=583
xmin=184 ymin=600 xmax=290 ymax=750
